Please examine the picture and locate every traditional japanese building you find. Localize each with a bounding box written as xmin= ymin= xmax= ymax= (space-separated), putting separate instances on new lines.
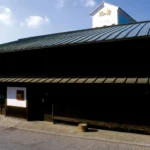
xmin=0 ymin=2 xmax=149 ymax=133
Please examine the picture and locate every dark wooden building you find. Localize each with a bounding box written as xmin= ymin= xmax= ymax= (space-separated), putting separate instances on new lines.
xmin=0 ymin=21 xmax=150 ymax=131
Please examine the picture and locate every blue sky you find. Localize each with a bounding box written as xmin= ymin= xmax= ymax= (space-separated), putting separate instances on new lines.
xmin=0 ymin=0 xmax=150 ymax=44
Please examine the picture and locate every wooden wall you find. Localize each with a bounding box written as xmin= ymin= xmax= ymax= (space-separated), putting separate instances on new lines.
xmin=1 ymin=82 xmax=150 ymax=125
xmin=0 ymin=38 xmax=150 ymax=78
xmin=26 ymin=83 xmax=150 ymax=125
xmin=0 ymin=37 xmax=150 ymax=126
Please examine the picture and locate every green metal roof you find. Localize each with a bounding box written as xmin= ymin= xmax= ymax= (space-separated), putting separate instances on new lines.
xmin=0 ymin=21 xmax=150 ymax=53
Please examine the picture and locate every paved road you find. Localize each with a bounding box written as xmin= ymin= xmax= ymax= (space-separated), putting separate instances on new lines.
xmin=0 ymin=126 xmax=150 ymax=150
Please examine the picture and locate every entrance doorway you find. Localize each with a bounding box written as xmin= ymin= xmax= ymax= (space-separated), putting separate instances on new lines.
xmin=43 ymin=93 xmax=53 ymax=122
xmin=27 ymin=86 xmax=53 ymax=121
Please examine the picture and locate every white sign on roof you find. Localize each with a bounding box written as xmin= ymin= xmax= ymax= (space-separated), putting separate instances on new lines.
xmin=90 ymin=2 xmax=136 ymax=28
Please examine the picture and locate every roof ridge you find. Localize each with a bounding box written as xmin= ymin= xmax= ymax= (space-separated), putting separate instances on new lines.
xmin=90 ymin=1 xmax=119 ymax=16
xmin=103 ymin=1 xmax=119 ymax=8
xmin=11 ymin=20 xmax=150 ymax=42
xmin=1 ymin=20 xmax=150 ymax=51
xmin=89 ymin=1 xmax=105 ymax=16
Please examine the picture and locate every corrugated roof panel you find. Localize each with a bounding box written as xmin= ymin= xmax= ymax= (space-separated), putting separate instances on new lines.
xmin=137 ymin=78 xmax=148 ymax=84
xmin=44 ymin=78 xmax=55 ymax=83
xmin=76 ymin=26 xmax=118 ymax=43
xmin=51 ymin=78 xmax=63 ymax=83
xmin=0 ymin=77 xmax=149 ymax=84
xmin=35 ymin=40 xmax=51 ymax=49
xmin=0 ymin=78 xmax=7 ymax=82
xmin=30 ymin=78 xmax=41 ymax=83
xmin=115 ymin=24 xmax=140 ymax=39
xmin=126 ymin=23 xmax=147 ymax=38
xmin=13 ymin=42 xmax=30 ymax=51
xmin=1 ymin=21 xmax=150 ymax=53
xmin=24 ymin=78 xmax=34 ymax=83
xmin=76 ymin=78 xmax=87 ymax=83
xmin=96 ymin=25 xmax=128 ymax=41
xmin=5 ymin=78 xmax=12 ymax=82
xmin=52 ymin=30 xmax=101 ymax=46
xmin=85 ymin=78 xmax=96 ymax=83
xmin=12 ymin=78 xmax=22 ymax=82
xmin=14 ymin=43 xmax=29 ymax=51
xmin=55 ymin=36 xmax=83 ymax=45
xmin=7 ymin=78 xmax=16 ymax=82
xmin=1 ymin=78 xmax=10 ymax=82
xmin=138 ymin=22 xmax=150 ymax=36
xmin=0 ymin=78 xmax=5 ymax=82
xmin=67 ymin=78 xmax=79 ymax=83
xmin=43 ymin=35 xmax=72 ymax=46
xmin=88 ymin=26 xmax=123 ymax=42
xmin=17 ymin=41 xmax=35 ymax=50
xmin=63 ymin=30 xmax=103 ymax=44
xmin=94 ymin=78 xmax=106 ymax=83
xmin=37 ymin=78 xmax=48 ymax=83
xmin=47 ymin=36 xmax=75 ymax=46
xmin=59 ymin=78 xmax=70 ymax=83
xmin=126 ymin=78 xmax=137 ymax=84
xmin=64 ymin=36 xmax=91 ymax=44
xmin=106 ymin=25 xmax=133 ymax=40
xmin=0 ymin=78 xmax=6 ymax=82
xmin=27 ymin=39 xmax=46 ymax=49
xmin=42 ymin=30 xmax=91 ymax=46
xmin=14 ymin=42 xmax=27 ymax=50
xmin=115 ymin=78 xmax=126 ymax=83
xmin=73 ymin=33 xmax=102 ymax=44
xmin=104 ymin=78 xmax=116 ymax=83
xmin=18 ymin=78 xmax=28 ymax=82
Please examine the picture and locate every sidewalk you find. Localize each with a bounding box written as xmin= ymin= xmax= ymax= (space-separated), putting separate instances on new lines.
xmin=0 ymin=115 xmax=150 ymax=147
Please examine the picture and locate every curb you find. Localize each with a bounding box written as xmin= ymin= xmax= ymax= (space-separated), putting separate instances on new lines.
xmin=0 ymin=116 xmax=150 ymax=148
xmin=15 ymin=126 xmax=150 ymax=148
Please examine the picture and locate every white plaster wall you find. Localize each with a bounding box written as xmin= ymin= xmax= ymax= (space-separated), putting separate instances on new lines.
xmin=92 ymin=4 xmax=118 ymax=28
xmin=7 ymin=87 xmax=27 ymax=108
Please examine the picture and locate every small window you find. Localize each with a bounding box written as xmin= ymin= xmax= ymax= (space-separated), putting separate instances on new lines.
xmin=16 ymin=90 xmax=24 ymax=101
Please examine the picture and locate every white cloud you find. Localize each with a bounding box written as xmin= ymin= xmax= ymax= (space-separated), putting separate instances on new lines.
xmin=20 ymin=16 xmax=50 ymax=28
xmin=56 ymin=0 xmax=66 ymax=9
xmin=80 ymin=0 xmax=96 ymax=7
xmin=55 ymin=0 xmax=95 ymax=8
xmin=0 ymin=6 xmax=15 ymax=26
xmin=45 ymin=16 xmax=50 ymax=23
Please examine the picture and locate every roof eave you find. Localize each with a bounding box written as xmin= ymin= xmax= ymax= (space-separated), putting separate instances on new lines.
xmin=118 ymin=8 xmax=136 ymax=22
xmin=1 ymin=35 xmax=150 ymax=54
xmin=89 ymin=1 xmax=105 ymax=16
xmin=90 ymin=2 xmax=119 ymax=16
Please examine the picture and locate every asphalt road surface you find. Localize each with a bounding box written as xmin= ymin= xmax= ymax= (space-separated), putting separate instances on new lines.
xmin=0 ymin=126 xmax=150 ymax=150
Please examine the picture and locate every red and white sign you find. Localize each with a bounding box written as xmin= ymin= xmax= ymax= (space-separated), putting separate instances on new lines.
xmin=7 ymin=87 xmax=27 ymax=108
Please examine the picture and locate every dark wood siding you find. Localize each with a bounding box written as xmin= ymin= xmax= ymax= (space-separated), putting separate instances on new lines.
xmin=0 ymin=38 xmax=150 ymax=127
xmin=0 ymin=38 xmax=150 ymax=78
